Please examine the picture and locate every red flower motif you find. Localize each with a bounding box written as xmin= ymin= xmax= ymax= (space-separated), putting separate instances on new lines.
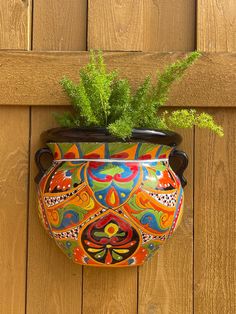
xmin=49 ymin=170 xmax=73 ymax=192
xmin=158 ymin=169 xmax=176 ymax=189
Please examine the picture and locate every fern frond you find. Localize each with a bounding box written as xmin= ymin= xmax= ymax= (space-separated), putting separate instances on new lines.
xmin=60 ymin=77 xmax=98 ymax=126
xmin=152 ymin=51 xmax=201 ymax=108
xmin=107 ymin=117 xmax=133 ymax=140
xmin=108 ymin=79 xmax=131 ymax=123
xmin=55 ymin=50 xmax=223 ymax=139
xmin=130 ymin=76 xmax=153 ymax=127
xmin=79 ymin=56 xmax=117 ymax=125
xmin=53 ymin=112 xmax=77 ymax=128
xmin=165 ymin=109 xmax=224 ymax=137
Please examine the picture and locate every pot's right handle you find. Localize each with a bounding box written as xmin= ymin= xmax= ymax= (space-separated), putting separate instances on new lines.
xmin=35 ymin=147 xmax=53 ymax=184
xmin=169 ymin=149 xmax=188 ymax=188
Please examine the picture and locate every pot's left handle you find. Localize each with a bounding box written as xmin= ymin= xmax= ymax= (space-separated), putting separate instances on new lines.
xmin=169 ymin=149 xmax=188 ymax=188
xmin=35 ymin=147 xmax=53 ymax=184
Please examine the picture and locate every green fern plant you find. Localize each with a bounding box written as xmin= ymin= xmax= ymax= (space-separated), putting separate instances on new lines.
xmin=54 ymin=50 xmax=223 ymax=139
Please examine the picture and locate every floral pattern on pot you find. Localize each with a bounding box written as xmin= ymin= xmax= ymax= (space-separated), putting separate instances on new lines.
xmin=36 ymin=142 xmax=184 ymax=267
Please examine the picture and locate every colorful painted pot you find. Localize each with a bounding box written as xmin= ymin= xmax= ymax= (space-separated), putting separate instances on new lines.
xmin=35 ymin=128 xmax=188 ymax=267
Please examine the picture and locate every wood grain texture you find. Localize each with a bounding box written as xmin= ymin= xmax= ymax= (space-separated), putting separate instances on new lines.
xmin=0 ymin=51 xmax=235 ymax=107
xmin=0 ymin=1 xmax=31 ymax=313
xmin=0 ymin=107 xmax=29 ymax=314
xmin=26 ymin=107 xmax=83 ymax=314
xmin=198 ymin=0 xmax=236 ymax=52
xmin=33 ymin=0 xmax=87 ymax=51
xmin=139 ymin=129 xmax=193 ymax=314
xmin=138 ymin=1 xmax=195 ymax=311
xmin=88 ymin=0 xmax=143 ymax=51
xmin=194 ymin=109 xmax=236 ymax=313
xmin=26 ymin=1 xmax=87 ymax=311
xmin=88 ymin=0 xmax=195 ymax=52
xmin=0 ymin=0 xmax=30 ymax=49
xmin=143 ymin=0 xmax=195 ymax=51
xmin=195 ymin=1 xmax=236 ymax=313
xmin=83 ymin=268 xmax=138 ymax=314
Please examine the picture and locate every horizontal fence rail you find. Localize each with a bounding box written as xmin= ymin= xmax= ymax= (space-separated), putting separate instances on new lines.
xmin=0 ymin=52 xmax=235 ymax=107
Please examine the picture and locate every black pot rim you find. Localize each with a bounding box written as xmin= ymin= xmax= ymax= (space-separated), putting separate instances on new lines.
xmin=41 ymin=127 xmax=182 ymax=146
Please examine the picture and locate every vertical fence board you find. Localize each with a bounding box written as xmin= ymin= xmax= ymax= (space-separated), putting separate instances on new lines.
xmin=33 ymin=0 xmax=87 ymax=51
xmin=84 ymin=3 xmax=138 ymax=314
xmin=0 ymin=107 xmax=29 ymax=314
xmin=197 ymin=0 xmax=236 ymax=52
xmin=88 ymin=0 xmax=196 ymax=52
xmin=26 ymin=1 xmax=87 ymax=313
xmin=194 ymin=109 xmax=236 ymax=313
xmin=0 ymin=0 xmax=30 ymax=49
xmin=27 ymin=107 xmax=83 ymax=314
xmin=0 ymin=1 xmax=31 ymax=313
xmin=139 ymin=130 xmax=194 ymax=314
xmin=138 ymin=1 xmax=196 ymax=312
xmin=88 ymin=0 xmax=143 ymax=51
xmin=196 ymin=1 xmax=235 ymax=312
xmin=83 ymin=268 xmax=137 ymax=314
xmin=143 ymin=0 xmax=196 ymax=51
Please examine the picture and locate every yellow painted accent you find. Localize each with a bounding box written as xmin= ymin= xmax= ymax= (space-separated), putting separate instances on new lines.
xmin=84 ymin=197 xmax=95 ymax=210
xmin=104 ymin=223 xmax=119 ymax=237
xmin=113 ymin=249 xmax=129 ymax=254
xmin=88 ymin=248 xmax=103 ymax=253
xmin=72 ymin=190 xmax=95 ymax=210
xmin=110 ymin=191 xmax=116 ymax=204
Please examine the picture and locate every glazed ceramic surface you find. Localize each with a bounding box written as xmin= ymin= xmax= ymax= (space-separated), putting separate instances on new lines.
xmin=36 ymin=142 xmax=186 ymax=267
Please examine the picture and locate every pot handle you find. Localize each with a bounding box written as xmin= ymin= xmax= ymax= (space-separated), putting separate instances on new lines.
xmin=169 ymin=149 xmax=188 ymax=188
xmin=35 ymin=147 xmax=53 ymax=184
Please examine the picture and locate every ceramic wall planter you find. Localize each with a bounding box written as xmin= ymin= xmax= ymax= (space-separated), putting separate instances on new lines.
xmin=35 ymin=128 xmax=188 ymax=267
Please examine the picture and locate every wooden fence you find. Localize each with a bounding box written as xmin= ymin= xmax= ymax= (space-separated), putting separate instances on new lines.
xmin=0 ymin=1 xmax=235 ymax=313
